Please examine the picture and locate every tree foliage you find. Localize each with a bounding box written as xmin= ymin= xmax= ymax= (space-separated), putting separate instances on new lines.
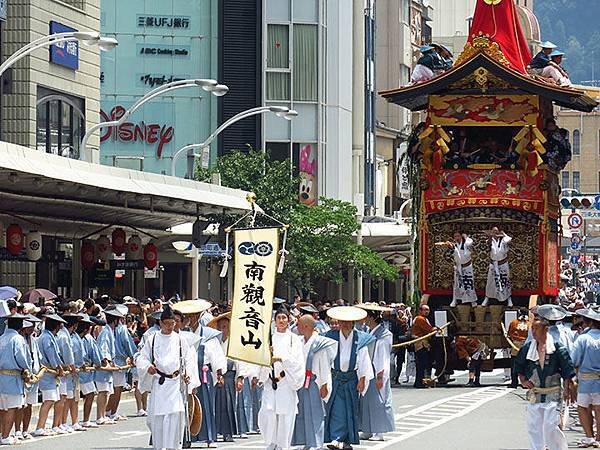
xmin=196 ymin=150 xmax=398 ymax=295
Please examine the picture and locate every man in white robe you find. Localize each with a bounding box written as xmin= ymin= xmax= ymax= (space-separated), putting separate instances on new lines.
xmin=137 ymin=307 xmax=200 ymax=450
xmin=258 ymin=306 xmax=305 ymax=450
xmin=482 ymin=227 xmax=513 ymax=307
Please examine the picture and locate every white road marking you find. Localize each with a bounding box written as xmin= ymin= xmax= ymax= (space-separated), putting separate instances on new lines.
xmin=365 ymin=386 xmax=513 ymax=449
xmin=110 ymin=430 xmax=150 ymax=441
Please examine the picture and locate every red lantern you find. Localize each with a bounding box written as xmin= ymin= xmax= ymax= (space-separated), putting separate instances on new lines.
xmin=81 ymin=242 xmax=96 ymax=269
xmin=143 ymin=243 xmax=158 ymax=269
xmin=95 ymin=235 xmax=111 ymax=261
xmin=111 ymin=228 xmax=126 ymax=255
xmin=6 ymin=224 xmax=24 ymax=256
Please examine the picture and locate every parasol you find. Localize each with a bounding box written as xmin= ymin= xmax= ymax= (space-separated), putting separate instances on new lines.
xmin=22 ymin=288 xmax=57 ymax=305
xmin=0 ymin=286 xmax=17 ymax=301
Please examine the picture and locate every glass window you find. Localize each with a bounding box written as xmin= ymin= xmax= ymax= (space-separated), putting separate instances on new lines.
xmin=267 ymin=25 xmax=289 ymax=69
xmin=265 ymin=142 xmax=291 ymax=162
xmin=573 ymin=171 xmax=580 ymax=192
xmin=401 ymin=0 xmax=410 ymax=23
xmin=36 ymin=88 xmax=85 ymax=159
xmin=293 ymin=25 xmax=318 ymax=102
xmin=573 ymin=129 xmax=581 ymax=155
xmin=266 ymin=72 xmax=290 ymax=100
xmin=562 ymin=171 xmax=569 ymax=189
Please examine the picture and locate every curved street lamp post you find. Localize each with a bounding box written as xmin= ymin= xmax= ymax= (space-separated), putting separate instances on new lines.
xmin=80 ymin=79 xmax=229 ymax=161
xmin=171 ymin=105 xmax=299 ymax=177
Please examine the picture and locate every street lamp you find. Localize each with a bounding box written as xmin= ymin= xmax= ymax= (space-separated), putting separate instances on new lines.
xmin=0 ymin=31 xmax=118 ymax=78
xmin=80 ymin=78 xmax=229 ymax=161
xmin=171 ymin=105 xmax=298 ymax=177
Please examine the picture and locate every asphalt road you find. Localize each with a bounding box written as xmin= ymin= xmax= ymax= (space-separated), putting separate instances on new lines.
xmin=17 ymin=370 xmax=588 ymax=450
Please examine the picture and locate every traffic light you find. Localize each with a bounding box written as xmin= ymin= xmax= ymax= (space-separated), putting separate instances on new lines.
xmin=560 ymin=196 xmax=600 ymax=210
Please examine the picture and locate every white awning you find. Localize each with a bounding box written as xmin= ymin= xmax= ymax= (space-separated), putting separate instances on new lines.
xmin=0 ymin=141 xmax=254 ymax=237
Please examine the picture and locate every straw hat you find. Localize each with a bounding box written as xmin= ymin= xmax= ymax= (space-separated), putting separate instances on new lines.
xmin=326 ymin=306 xmax=367 ymax=322
xmin=173 ymin=299 xmax=212 ymax=315
xmin=576 ymin=308 xmax=600 ymax=322
xmin=535 ymin=304 xmax=567 ymax=321
xmin=295 ymin=302 xmax=319 ymax=314
xmin=207 ymin=311 xmax=232 ymax=329
xmin=357 ymin=302 xmax=394 ymax=313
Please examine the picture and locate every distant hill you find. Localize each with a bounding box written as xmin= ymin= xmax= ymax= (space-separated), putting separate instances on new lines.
xmin=534 ymin=0 xmax=600 ymax=84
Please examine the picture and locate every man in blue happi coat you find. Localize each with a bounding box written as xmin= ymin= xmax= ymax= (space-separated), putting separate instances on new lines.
xmin=570 ymin=308 xmax=600 ymax=448
xmin=108 ymin=305 xmax=137 ymax=421
xmin=358 ymin=305 xmax=396 ymax=442
xmin=0 ymin=314 xmax=32 ymax=445
xmin=293 ymin=314 xmax=337 ymax=450
xmin=323 ymin=306 xmax=374 ymax=450
xmin=33 ymin=313 xmax=65 ymax=437
xmin=54 ymin=310 xmax=76 ymax=434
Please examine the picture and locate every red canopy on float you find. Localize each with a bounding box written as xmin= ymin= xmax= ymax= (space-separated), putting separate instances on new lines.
xmin=468 ymin=0 xmax=532 ymax=74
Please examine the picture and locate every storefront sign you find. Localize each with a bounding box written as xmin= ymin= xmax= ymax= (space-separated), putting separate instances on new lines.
xmin=137 ymin=15 xmax=190 ymax=28
xmin=138 ymin=74 xmax=187 ymax=88
xmin=228 ymin=228 xmax=280 ymax=366
xmin=94 ymin=269 xmax=115 ymax=288
xmin=100 ymin=105 xmax=174 ymax=158
xmin=49 ymin=21 xmax=79 ymax=70
xmin=110 ymin=259 xmax=145 ymax=270
xmin=298 ymin=144 xmax=317 ymax=206
xmin=137 ymin=45 xmax=190 ymax=58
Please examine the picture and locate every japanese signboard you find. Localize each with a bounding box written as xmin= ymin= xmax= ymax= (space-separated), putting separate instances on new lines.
xmin=228 ymin=228 xmax=280 ymax=367
xmin=49 ymin=21 xmax=79 ymax=70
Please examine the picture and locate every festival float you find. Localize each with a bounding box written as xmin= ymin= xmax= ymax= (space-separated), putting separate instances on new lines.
xmin=380 ymin=0 xmax=599 ymax=365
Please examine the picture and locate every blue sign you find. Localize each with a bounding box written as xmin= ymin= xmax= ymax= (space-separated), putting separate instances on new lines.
xmin=199 ymin=243 xmax=224 ymax=257
xmin=571 ymin=242 xmax=580 ymax=250
xmin=49 ymin=21 xmax=79 ymax=70
xmin=595 ymin=195 xmax=600 ymax=210
xmin=570 ymin=255 xmax=580 ymax=265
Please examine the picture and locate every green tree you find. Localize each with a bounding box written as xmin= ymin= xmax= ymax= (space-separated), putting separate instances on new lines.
xmin=286 ymin=198 xmax=398 ymax=296
xmin=196 ymin=148 xmax=299 ymax=224
xmin=196 ymin=150 xmax=398 ymax=296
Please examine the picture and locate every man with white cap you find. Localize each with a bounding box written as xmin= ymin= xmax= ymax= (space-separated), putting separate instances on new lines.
xmin=528 ymin=41 xmax=557 ymax=75
xmin=95 ymin=306 xmax=124 ymax=425
xmin=33 ymin=312 xmax=66 ymax=437
xmin=357 ymin=304 xmax=395 ymax=442
xmin=107 ymin=304 xmax=136 ymax=422
xmin=570 ymin=308 xmax=600 ymax=448
xmin=0 ymin=314 xmax=32 ymax=445
xmin=323 ymin=306 xmax=375 ymax=450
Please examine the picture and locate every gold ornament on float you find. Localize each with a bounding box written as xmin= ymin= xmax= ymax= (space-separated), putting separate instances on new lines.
xmin=483 ymin=0 xmax=502 ymax=5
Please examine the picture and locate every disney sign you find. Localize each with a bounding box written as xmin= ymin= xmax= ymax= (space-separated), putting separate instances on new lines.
xmin=100 ymin=105 xmax=175 ymax=158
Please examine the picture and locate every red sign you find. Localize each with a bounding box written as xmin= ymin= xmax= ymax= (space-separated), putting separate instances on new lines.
xmin=100 ymin=106 xmax=174 ymax=158
xmin=81 ymin=242 xmax=96 ymax=269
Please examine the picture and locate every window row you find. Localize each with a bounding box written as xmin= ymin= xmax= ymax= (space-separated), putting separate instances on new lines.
xmin=562 ymin=171 xmax=580 ymax=192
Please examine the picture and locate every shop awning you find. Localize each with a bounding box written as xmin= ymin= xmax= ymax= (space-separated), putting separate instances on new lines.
xmin=360 ymin=218 xmax=412 ymax=265
xmin=0 ymin=141 xmax=254 ymax=236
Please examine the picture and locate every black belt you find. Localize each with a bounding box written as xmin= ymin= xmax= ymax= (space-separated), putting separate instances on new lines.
xmin=269 ymin=371 xmax=286 ymax=390
xmin=156 ymin=369 xmax=180 ymax=385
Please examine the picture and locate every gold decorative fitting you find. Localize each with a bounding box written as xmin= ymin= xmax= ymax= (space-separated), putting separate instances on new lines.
xmin=454 ymin=33 xmax=511 ymax=68
xmin=449 ymin=68 xmax=513 ymax=92
xmin=483 ymin=0 xmax=502 ymax=4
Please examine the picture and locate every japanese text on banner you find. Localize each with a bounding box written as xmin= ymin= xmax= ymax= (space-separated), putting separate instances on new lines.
xmin=228 ymin=228 xmax=279 ymax=366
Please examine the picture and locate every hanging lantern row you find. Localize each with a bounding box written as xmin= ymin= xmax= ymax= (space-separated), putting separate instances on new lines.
xmin=0 ymin=223 xmax=157 ymax=268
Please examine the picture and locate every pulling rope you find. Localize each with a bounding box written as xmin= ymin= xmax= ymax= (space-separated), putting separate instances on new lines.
xmin=392 ymin=322 xmax=452 ymax=349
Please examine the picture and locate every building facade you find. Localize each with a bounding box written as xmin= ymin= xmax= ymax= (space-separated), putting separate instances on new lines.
xmin=99 ymin=0 xmax=220 ymax=176
xmin=1 ymin=0 xmax=102 ymax=162
xmin=558 ymin=110 xmax=600 ymax=194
